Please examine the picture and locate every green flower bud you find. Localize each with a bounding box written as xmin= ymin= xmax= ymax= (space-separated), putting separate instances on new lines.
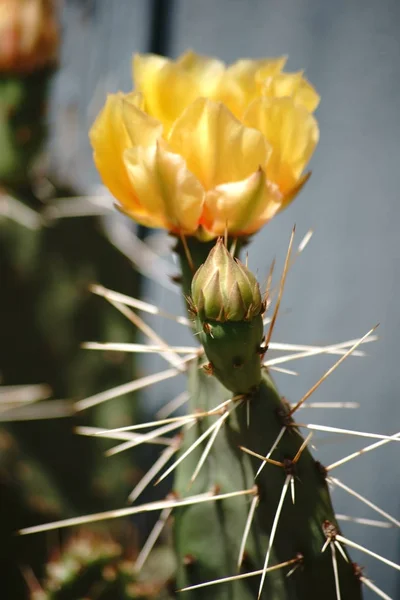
xmin=190 ymin=239 xmax=266 ymax=394
xmin=191 ymin=238 xmax=263 ymax=322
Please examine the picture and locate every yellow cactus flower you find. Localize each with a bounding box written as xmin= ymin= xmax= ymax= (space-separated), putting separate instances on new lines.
xmin=0 ymin=0 xmax=59 ymax=73
xmin=90 ymin=50 xmax=319 ymax=239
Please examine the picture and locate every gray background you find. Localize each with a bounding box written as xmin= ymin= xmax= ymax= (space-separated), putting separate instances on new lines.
xmin=54 ymin=1 xmax=400 ymax=597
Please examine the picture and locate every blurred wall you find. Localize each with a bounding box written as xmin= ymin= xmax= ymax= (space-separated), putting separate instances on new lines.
xmin=54 ymin=1 xmax=400 ymax=597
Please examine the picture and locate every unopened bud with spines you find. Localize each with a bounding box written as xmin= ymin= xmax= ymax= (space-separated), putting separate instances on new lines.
xmin=190 ymin=239 xmax=265 ymax=394
xmin=191 ymin=239 xmax=264 ymax=322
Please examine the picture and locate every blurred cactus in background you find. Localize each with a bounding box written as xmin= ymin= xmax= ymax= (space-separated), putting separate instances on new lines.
xmin=0 ymin=0 xmax=58 ymax=73
xmin=0 ymin=0 xmax=59 ymax=184
xmin=0 ymin=1 xmax=146 ymax=597
xmin=25 ymin=530 xmax=175 ymax=599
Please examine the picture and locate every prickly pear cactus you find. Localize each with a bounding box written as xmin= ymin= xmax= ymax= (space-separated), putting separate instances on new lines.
xmin=26 ymin=530 xmax=175 ymax=600
xmin=0 ymin=67 xmax=53 ymax=185
xmin=168 ymin=237 xmax=363 ymax=599
xmin=0 ymin=3 xmax=143 ymax=597
xmin=18 ymin=50 xmax=399 ymax=600
xmin=0 ymin=0 xmax=59 ymax=185
xmin=22 ymin=233 xmax=390 ymax=599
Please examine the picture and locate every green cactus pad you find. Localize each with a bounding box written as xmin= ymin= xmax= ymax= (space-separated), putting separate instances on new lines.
xmin=195 ymin=314 xmax=264 ymax=394
xmin=173 ymin=236 xmax=364 ymax=600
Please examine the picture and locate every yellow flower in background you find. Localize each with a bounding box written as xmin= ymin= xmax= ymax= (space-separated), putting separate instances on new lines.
xmin=0 ymin=0 xmax=59 ymax=73
xmin=90 ymin=50 xmax=319 ymax=238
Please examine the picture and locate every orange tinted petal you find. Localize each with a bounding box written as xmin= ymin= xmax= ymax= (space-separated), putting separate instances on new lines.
xmin=124 ymin=140 xmax=204 ymax=233
xmin=202 ymin=168 xmax=283 ymax=237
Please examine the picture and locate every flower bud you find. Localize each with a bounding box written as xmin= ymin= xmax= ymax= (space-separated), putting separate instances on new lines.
xmin=190 ymin=239 xmax=265 ymax=394
xmin=191 ymin=238 xmax=263 ymax=322
xmin=0 ymin=0 xmax=59 ymax=73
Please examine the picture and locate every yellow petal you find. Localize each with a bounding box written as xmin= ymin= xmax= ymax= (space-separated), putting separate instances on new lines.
xmin=216 ymin=57 xmax=287 ymax=117
xmin=121 ymin=96 xmax=163 ymax=147
xmin=133 ymin=53 xmax=200 ymax=131
xmin=262 ymin=71 xmax=320 ymax=112
xmin=278 ymin=171 xmax=311 ymax=212
xmin=89 ymin=91 xmax=142 ymax=209
xmin=232 ymin=57 xmax=287 ymax=79
xmin=176 ymin=49 xmax=225 ymax=95
xmin=243 ymin=97 xmax=319 ymax=193
xmin=124 ymin=140 xmax=204 ymax=233
xmin=202 ymin=167 xmax=283 ymax=237
xmin=168 ymin=98 xmax=271 ymax=190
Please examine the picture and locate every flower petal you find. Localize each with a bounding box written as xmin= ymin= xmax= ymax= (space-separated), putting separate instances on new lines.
xmin=133 ymin=54 xmax=201 ymax=131
xmin=216 ymin=57 xmax=287 ymax=118
xmin=279 ymin=171 xmax=311 ymax=212
xmin=168 ymin=98 xmax=271 ymax=190
xmin=124 ymin=140 xmax=204 ymax=233
xmin=231 ymin=57 xmax=287 ymax=79
xmin=176 ymin=49 xmax=225 ymax=95
xmin=202 ymin=168 xmax=283 ymax=237
xmin=121 ymin=96 xmax=163 ymax=147
xmin=262 ymin=71 xmax=320 ymax=112
xmin=89 ymin=91 xmax=142 ymax=209
xmin=243 ymin=97 xmax=319 ymax=193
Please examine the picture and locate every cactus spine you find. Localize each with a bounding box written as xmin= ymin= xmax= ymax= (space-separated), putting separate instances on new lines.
xmin=173 ymin=236 xmax=363 ymax=599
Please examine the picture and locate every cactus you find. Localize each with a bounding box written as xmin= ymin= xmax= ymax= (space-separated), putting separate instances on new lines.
xmin=16 ymin=50 xmax=399 ymax=600
xmin=172 ymin=237 xmax=364 ymax=599
xmin=0 ymin=0 xmax=59 ymax=185
xmin=20 ymin=232 xmax=397 ymax=600
xmin=24 ymin=530 xmax=175 ymax=600
xmin=0 ymin=66 xmax=53 ymax=186
xmin=0 ymin=3 xmax=146 ymax=596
